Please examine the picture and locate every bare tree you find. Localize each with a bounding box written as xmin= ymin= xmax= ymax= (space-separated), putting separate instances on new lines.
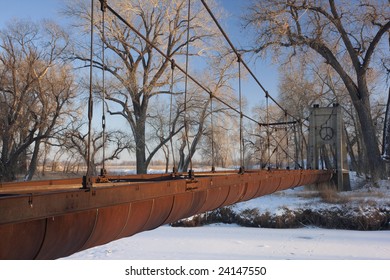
xmin=65 ymin=0 xmax=223 ymax=174
xmin=200 ymin=116 xmax=237 ymax=169
xmin=277 ymin=61 xmax=321 ymax=167
xmin=244 ymin=0 xmax=390 ymax=181
xmin=279 ymin=57 xmax=386 ymax=175
xmin=0 ymin=20 xmax=76 ymax=181
xmin=145 ymin=97 xmax=185 ymax=172
xmin=58 ymin=122 xmax=134 ymax=175
xmin=176 ymin=51 xmax=239 ymax=172
xmin=246 ymin=104 xmax=293 ymax=169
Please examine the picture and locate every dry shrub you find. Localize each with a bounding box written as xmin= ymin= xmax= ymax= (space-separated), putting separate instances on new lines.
xmin=319 ymin=188 xmax=351 ymax=204
xmin=171 ymin=206 xmax=390 ymax=231
xmin=171 ymin=207 xmax=236 ymax=227
xmin=296 ymin=191 xmax=320 ymax=199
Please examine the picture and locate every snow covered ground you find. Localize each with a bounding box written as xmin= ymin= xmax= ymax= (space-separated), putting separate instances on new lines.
xmin=63 ymin=224 xmax=389 ymax=260
xmin=63 ymin=172 xmax=390 ymax=260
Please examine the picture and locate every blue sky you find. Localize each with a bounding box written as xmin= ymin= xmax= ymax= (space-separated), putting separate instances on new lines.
xmin=0 ymin=0 xmax=280 ymax=162
xmin=0 ymin=0 xmax=279 ymax=105
xmin=0 ymin=0 xmax=252 ymax=48
xmin=0 ymin=0 xmax=64 ymax=24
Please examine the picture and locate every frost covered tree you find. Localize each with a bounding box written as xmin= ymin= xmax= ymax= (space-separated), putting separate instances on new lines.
xmin=65 ymin=0 xmax=224 ymax=174
xmin=57 ymin=123 xmax=133 ymax=175
xmin=0 ymin=20 xmax=76 ymax=181
xmin=244 ymin=0 xmax=390 ymax=181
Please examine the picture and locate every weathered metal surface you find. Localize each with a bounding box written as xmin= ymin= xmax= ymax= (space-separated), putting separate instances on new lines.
xmin=0 ymin=219 xmax=46 ymax=260
xmin=142 ymin=196 xmax=174 ymax=231
xmin=239 ymin=176 xmax=260 ymax=202
xmin=253 ymin=174 xmax=280 ymax=197
xmin=189 ymin=190 xmax=208 ymax=216
xmin=220 ymin=182 xmax=246 ymax=207
xmin=81 ymin=204 xmax=130 ymax=250
xmin=0 ymin=169 xmax=332 ymax=259
xmin=165 ymin=192 xmax=196 ymax=224
xmin=35 ymin=210 xmax=97 ymax=260
xmin=116 ymin=200 xmax=153 ymax=239
xmin=196 ymin=187 xmax=223 ymax=213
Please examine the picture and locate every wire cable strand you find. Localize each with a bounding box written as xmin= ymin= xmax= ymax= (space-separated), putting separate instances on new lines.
xmin=103 ymin=3 xmax=269 ymax=128
xmin=210 ymin=95 xmax=215 ymax=172
xmin=199 ymin=0 xmax=300 ymax=123
xmin=238 ymin=55 xmax=244 ymax=173
xmin=184 ymin=0 xmax=193 ymax=176
xmin=169 ymin=60 xmax=177 ymax=173
xmin=101 ymin=1 xmax=302 ymax=172
xmin=84 ymin=0 xmax=95 ymax=188
xmin=100 ymin=0 xmax=107 ymax=177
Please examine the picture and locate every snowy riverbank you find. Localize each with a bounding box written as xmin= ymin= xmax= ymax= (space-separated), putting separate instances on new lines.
xmin=63 ymin=224 xmax=389 ymax=260
xmin=63 ymin=172 xmax=390 ymax=260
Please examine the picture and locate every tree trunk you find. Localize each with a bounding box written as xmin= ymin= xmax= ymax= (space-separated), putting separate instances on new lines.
xmin=350 ymin=108 xmax=365 ymax=175
xmin=344 ymin=126 xmax=359 ymax=174
xmin=177 ymin=135 xmax=187 ymax=172
xmin=1 ymin=135 xmax=21 ymax=181
xmin=163 ymin=146 xmax=169 ymax=174
xmin=88 ymin=161 xmax=98 ymax=176
xmin=25 ymin=139 xmax=41 ymax=181
xmin=293 ymin=124 xmax=300 ymax=169
xmin=308 ymin=38 xmax=386 ymax=180
xmin=382 ymin=88 xmax=390 ymax=161
xmin=353 ymin=96 xmax=385 ymax=181
xmin=135 ymin=119 xmax=147 ymax=174
xmin=0 ymin=160 xmax=17 ymax=182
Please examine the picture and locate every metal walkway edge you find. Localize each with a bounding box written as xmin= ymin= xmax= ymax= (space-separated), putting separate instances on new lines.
xmin=0 ymin=169 xmax=332 ymax=259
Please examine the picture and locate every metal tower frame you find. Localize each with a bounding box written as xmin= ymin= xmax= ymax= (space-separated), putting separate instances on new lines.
xmin=307 ymin=104 xmax=351 ymax=191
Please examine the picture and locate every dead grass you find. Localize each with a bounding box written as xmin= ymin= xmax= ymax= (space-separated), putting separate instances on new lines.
xmin=319 ymin=188 xmax=352 ymax=204
xmin=298 ymin=184 xmax=389 ymax=205
xmin=171 ymin=205 xmax=390 ymax=231
xmin=296 ymin=191 xmax=321 ymax=199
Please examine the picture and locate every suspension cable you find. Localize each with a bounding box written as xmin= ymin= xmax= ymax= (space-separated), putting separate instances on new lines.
xmin=285 ymin=110 xmax=289 ymax=168
xmin=102 ymin=3 xmax=267 ymax=128
xmin=210 ymin=95 xmax=215 ymax=172
xmin=238 ymin=54 xmax=244 ymax=173
xmin=84 ymin=0 xmax=95 ymax=189
xmin=100 ymin=0 xmax=107 ymax=177
xmin=265 ymin=125 xmax=303 ymax=169
xmin=184 ymin=0 xmax=193 ymax=178
xmin=199 ymin=0 xmax=300 ymax=123
xmin=101 ymin=1 xmax=301 ymax=172
xmin=169 ymin=59 xmax=177 ymax=173
xmin=200 ymin=0 xmax=304 ymax=170
xmin=266 ymin=93 xmax=270 ymax=168
xmin=293 ymin=122 xmax=298 ymax=168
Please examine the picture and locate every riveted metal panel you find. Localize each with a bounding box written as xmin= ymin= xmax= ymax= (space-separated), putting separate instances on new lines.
xmin=252 ymin=173 xmax=278 ymax=198
xmin=0 ymin=169 xmax=333 ymax=259
xmin=277 ymin=171 xmax=298 ymax=191
xmin=116 ymin=200 xmax=153 ymax=239
xmin=0 ymin=219 xmax=46 ymax=260
xmin=165 ymin=192 xmax=194 ymax=224
xmin=81 ymin=203 xmax=130 ymax=250
xmin=210 ymin=185 xmax=231 ymax=210
xmin=220 ymin=182 xmax=246 ymax=207
xmin=199 ymin=187 xmax=229 ymax=213
xmin=35 ymin=210 xmax=97 ymax=260
xmin=142 ymin=196 xmax=174 ymax=231
xmin=290 ymin=172 xmax=303 ymax=188
xmin=300 ymin=171 xmax=316 ymax=186
xmin=239 ymin=177 xmax=260 ymax=202
xmin=188 ymin=190 xmax=208 ymax=216
xmin=240 ymin=173 xmax=263 ymax=201
xmin=196 ymin=187 xmax=221 ymax=213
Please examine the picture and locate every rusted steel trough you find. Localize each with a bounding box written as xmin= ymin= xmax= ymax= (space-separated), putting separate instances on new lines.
xmin=0 ymin=169 xmax=332 ymax=259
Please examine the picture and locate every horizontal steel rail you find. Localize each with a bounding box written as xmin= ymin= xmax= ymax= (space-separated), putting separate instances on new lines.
xmin=0 ymin=169 xmax=332 ymax=259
